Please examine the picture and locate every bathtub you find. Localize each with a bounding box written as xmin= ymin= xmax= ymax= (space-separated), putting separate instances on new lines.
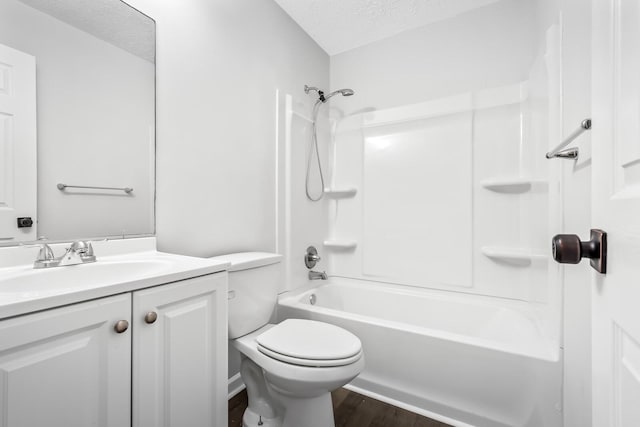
xmin=277 ymin=278 xmax=562 ymax=427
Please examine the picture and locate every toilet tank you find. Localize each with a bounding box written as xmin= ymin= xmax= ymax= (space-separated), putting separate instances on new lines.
xmin=210 ymin=252 xmax=283 ymax=339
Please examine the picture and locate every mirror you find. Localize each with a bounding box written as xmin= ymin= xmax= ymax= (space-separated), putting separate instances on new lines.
xmin=0 ymin=0 xmax=155 ymax=244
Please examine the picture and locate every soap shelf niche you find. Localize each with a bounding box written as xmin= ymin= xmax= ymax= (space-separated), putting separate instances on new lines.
xmin=323 ymin=240 xmax=357 ymax=250
xmin=481 ymin=246 xmax=547 ymax=267
xmin=324 ymin=188 xmax=357 ymax=199
xmin=480 ymin=178 xmax=547 ymax=194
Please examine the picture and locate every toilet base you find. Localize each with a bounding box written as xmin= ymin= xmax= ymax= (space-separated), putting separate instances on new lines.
xmin=271 ymin=391 xmax=336 ymax=427
xmin=242 ymin=392 xmax=335 ymax=427
xmin=242 ymin=407 xmax=281 ymax=427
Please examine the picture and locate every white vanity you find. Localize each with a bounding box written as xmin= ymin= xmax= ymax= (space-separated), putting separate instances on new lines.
xmin=0 ymin=2 xmax=229 ymax=424
xmin=0 ymin=237 xmax=229 ymax=427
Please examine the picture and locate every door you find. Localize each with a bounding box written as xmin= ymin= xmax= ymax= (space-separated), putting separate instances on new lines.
xmin=0 ymin=43 xmax=37 ymax=242
xmin=592 ymin=0 xmax=640 ymax=425
xmin=0 ymin=294 xmax=132 ymax=427
xmin=132 ymin=274 xmax=228 ymax=427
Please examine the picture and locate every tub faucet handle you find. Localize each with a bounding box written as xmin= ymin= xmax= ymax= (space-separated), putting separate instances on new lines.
xmin=305 ymin=246 xmax=321 ymax=269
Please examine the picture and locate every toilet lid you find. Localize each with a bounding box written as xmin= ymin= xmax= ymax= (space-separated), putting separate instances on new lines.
xmin=256 ymin=319 xmax=362 ymax=367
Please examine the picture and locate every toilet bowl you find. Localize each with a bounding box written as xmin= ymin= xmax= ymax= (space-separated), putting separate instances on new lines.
xmin=235 ymin=321 xmax=364 ymax=427
xmin=210 ymin=252 xmax=364 ymax=427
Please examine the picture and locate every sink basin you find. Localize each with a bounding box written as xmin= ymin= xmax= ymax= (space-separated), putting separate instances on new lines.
xmin=0 ymin=243 xmax=229 ymax=320
xmin=0 ymin=259 xmax=173 ymax=297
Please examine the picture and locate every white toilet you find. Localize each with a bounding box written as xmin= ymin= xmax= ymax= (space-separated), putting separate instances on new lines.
xmin=215 ymin=252 xmax=364 ymax=427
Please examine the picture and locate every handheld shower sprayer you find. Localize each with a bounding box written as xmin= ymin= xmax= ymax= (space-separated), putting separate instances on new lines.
xmin=303 ymin=84 xmax=355 ymax=201
xmin=304 ymin=85 xmax=353 ymax=104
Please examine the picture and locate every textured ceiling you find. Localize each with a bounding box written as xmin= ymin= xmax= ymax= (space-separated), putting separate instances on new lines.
xmin=18 ymin=0 xmax=155 ymax=63
xmin=273 ymin=0 xmax=501 ymax=55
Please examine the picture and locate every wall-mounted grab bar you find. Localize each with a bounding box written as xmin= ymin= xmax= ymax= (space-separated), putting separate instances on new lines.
xmin=57 ymin=183 xmax=133 ymax=194
xmin=546 ymin=119 xmax=591 ymax=160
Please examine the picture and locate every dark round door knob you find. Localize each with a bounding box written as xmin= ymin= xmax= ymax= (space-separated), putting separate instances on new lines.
xmin=551 ymin=229 xmax=607 ymax=274
xmin=552 ymin=234 xmax=582 ymax=264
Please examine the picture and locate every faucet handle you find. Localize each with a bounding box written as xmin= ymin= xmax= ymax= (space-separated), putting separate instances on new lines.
xmin=305 ymin=246 xmax=321 ymax=269
xmin=70 ymin=240 xmax=97 ymax=260
xmin=70 ymin=240 xmax=93 ymax=254
xmin=38 ymin=244 xmax=55 ymax=261
xmin=21 ymin=240 xmax=55 ymax=261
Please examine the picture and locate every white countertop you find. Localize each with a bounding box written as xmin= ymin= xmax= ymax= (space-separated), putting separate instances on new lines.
xmin=0 ymin=237 xmax=229 ymax=320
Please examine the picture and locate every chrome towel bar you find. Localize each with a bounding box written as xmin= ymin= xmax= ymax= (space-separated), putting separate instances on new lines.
xmin=546 ymin=118 xmax=591 ymax=160
xmin=57 ymin=183 xmax=133 ymax=194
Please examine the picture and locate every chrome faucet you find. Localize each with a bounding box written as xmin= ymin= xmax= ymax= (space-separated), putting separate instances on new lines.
xmin=308 ymin=270 xmax=327 ymax=280
xmin=58 ymin=241 xmax=96 ymax=266
xmin=31 ymin=240 xmax=97 ymax=269
xmin=31 ymin=241 xmax=56 ymax=269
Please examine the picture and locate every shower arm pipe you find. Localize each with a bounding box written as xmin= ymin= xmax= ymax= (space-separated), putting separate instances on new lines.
xmin=546 ymin=119 xmax=591 ymax=159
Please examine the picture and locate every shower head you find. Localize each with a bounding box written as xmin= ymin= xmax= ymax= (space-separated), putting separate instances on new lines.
xmin=305 ymin=84 xmax=354 ymax=103
xmin=304 ymin=85 xmax=320 ymax=94
xmin=323 ymin=88 xmax=355 ymax=102
xmin=338 ymin=89 xmax=355 ymax=96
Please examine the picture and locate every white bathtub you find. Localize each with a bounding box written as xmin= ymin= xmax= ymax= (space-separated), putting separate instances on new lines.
xmin=277 ymin=278 xmax=562 ymax=427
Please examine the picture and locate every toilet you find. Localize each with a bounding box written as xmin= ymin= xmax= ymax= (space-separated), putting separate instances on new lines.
xmin=214 ymin=252 xmax=364 ymax=427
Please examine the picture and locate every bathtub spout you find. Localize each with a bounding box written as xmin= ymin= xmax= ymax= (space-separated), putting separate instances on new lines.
xmin=309 ymin=270 xmax=327 ymax=280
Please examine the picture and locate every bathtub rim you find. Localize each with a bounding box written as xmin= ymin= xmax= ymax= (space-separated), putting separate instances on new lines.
xmin=277 ymin=277 xmax=560 ymax=362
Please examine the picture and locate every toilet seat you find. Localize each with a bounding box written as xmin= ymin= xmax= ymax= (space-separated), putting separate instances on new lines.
xmin=258 ymin=345 xmax=362 ymax=367
xmin=256 ymin=319 xmax=362 ymax=367
xmin=233 ymin=323 xmax=365 ymax=398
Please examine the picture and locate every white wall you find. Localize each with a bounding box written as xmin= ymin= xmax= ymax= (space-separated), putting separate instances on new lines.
xmin=120 ymin=0 xmax=329 ymax=395
xmin=122 ymin=0 xmax=329 ymax=260
xmin=0 ymin=0 xmax=155 ymax=240
xmin=330 ymin=0 xmax=535 ymax=115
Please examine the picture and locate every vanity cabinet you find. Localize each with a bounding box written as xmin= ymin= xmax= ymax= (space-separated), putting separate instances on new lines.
xmin=133 ymin=273 xmax=227 ymax=427
xmin=0 ymin=293 xmax=132 ymax=427
xmin=0 ymin=273 xmax=227 ymax=427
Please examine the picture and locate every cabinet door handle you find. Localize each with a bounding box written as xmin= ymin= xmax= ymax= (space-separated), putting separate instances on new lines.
xmin=114 ymin=320 xmax=129 ymax=333
xmin=144 ymin=311 xmax=158 ymax=324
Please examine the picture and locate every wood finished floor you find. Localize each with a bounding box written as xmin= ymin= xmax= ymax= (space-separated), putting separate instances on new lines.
xmin=228 ymin=388 xmax=452 ymax=427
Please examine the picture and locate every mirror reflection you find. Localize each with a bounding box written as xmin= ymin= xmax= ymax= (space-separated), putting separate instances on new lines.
xmin=0 ymin=0 xmax=155 ymax=244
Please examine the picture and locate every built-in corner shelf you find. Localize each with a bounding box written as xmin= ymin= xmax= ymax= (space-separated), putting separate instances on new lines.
xmin=323 ymin=240 xmax=357 ymax=250
xmin=324 ymin=188 xmax=357 ymax=199
xmin=481 ymin=246 xmax=548 ymax=266
xmin=480 ymin=178 xmax=547 ymax=194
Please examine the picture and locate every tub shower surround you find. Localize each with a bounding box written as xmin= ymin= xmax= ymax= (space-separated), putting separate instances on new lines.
xmin=278 ymin=79 xmax=562 ymax=426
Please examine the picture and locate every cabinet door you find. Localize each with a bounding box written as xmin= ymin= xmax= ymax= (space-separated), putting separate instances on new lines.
xmin=0 ymin=294 xmax=132 ymax=427
xmin=132 ymin=273 xmax=228 ymax=427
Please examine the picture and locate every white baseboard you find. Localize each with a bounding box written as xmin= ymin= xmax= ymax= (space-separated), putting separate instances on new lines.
xmin=228 ymin=373 xmax=245 ymax=400
xmin=343 ymin=383 xmax=471 ymax=427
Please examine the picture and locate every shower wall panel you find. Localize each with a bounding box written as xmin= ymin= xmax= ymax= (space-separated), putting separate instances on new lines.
xmin=361 ymin=112 xmax=472 ymax=288
xmin=277 ymin=93 xmax=330 ymax=293
xmin=327 ymin=84 xmax=550 ymax=302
